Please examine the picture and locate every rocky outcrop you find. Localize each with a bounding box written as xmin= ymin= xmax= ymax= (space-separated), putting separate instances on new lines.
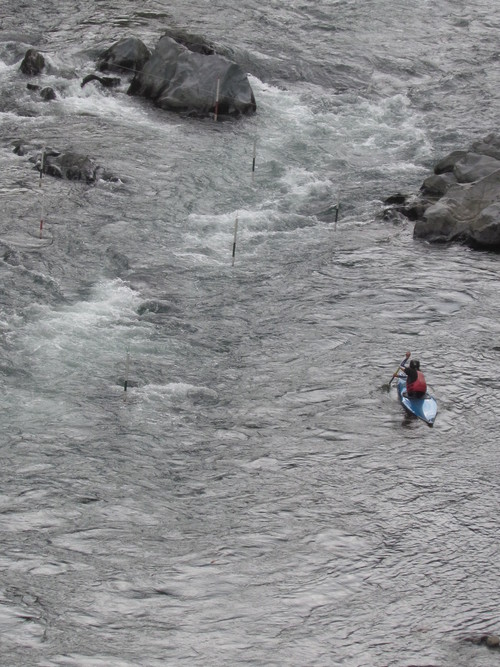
xmin=127 ymin=35 xmax=256 ymax=118
xmin=384 ymin=134 xmax=500 ymax=250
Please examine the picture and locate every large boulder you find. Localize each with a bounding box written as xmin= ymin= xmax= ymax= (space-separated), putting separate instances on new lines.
xmin=384 ymin=133 xmax=500 ymax=250
xmin=98 ymin=36 xmax=151 ymax=75
xmin=127 ymin=35 xmax=256 ymax=118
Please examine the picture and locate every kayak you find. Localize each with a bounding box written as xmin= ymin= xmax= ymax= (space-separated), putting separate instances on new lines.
xmin=396 ymin=375 xmax=437 ymax=426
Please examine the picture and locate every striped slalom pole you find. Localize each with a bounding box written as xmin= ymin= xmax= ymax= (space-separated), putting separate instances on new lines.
xmin=39 ymin=146 xmax=45 ymax=238
xmin=39 ymin=196 xmax=44 ymax=239
xmin=251 ymin=139 xmax=256 ymax=182
xmin=232 ymin=214 xmax=239 ymax=266
xmin=39 ymin=146 xmax=45 ymax=188
xmin=214 ymin=78 xmax=220 ymax=122
xmin=123 ymin=349 xmax=130 ymax=400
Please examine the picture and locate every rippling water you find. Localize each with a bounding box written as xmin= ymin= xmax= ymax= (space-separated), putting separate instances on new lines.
xmin=1 ymin=1 xmax=500 ymax=666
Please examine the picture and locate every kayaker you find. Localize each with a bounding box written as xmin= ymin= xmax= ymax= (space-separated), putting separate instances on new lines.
xmin=400 ymin=358 xmax=427 ymax=398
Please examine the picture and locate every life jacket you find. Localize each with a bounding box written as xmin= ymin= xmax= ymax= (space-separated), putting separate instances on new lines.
xmin=407 ymin=370 xmax=427 ymax=395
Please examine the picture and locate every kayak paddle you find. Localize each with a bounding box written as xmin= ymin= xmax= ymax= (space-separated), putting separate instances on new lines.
xmin=388 ymin=353 xmax=410 ymax=388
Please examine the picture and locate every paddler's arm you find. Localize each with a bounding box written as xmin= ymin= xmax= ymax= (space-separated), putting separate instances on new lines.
xmin=393 ymin=351 xmax=411 ymax=378
xmin=400 ymin=351 xmax=411 ymax=368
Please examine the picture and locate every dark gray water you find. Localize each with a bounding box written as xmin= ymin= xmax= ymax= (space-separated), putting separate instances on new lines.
xmin=1 ymin=1 xmax=500 ymax=665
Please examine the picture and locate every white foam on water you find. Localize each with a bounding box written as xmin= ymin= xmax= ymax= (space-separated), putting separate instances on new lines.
xmin=13 ymin=279 xmax=144 ymax=389
xmin=136 ymin=382 xmax=218 ymax=403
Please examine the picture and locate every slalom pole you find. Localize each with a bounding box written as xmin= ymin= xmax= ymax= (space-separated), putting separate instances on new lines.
xmin=251 ymin=139 xmax=256 ymax=182
xmin=388 ymin=353 xmax=410 ymax=387
xmin=214 ymin=78 xmax=220 ymax=122
xmin=40 ymin=196 xmax=44 ymax=239
xmin=123 ymin=349 xmax=130 ymax=400
xmin=39 ymin=146 xmax=45 ymax=188
xmin=334 ymin=193 xmax=340 ymax=229
xmin=231 ymin=213 xmax=239 ymax=266
xmin=39 ymin=146 xmax=45 ymax=238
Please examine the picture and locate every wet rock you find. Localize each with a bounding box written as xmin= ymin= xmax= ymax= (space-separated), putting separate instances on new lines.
xmin=81 ymin=74 xmax=121 ymax=89
xmin=453 ymin=152 xmax=500 ymax=183
xmin=19 ymin=48 xmax=45 ymax=75
xmin=42 ymin=152 xmax=99 ymax=183
xmin=384 ymin=192 xmax=408 ymax=206
xmin=161 ymin=28 xmax=215 ymax=55
xmin=381 ymin=193 xmax=427 ymax=222
xmin=26 ymin=83 xmax=56 ymax=101
xmin=137 ymin=300 xmax=181 ymax=316
xmin=40 ymin=86 xmax=56 ymax=101
xmin=421 ymin=172 xmax=457 ymax=197
xmin=97 ymin=36 xmax=151 ymax=74
xmin=12 ymin=140 xmax=28 ymax=156
xmin=414 ymin=169 xmax=500 ymax=247
xmin=127 ymin=35 xmax=256 ymax=118
xmin=465 ymin=633 xmax=500 ymax=649
xmin=28 ymin=147 xmax=116 ymax=184
xmin=434 ymin=150 xmax=468 ymax=174
xmin=105 ymin=247 xmax=130 ymax=273
xmin=470 ymin=133 xmax=500 ymax=160
xmin=383 ymin=133 xmax=500 ymax=250
xmin=186 ymin=387 xmax=219 ymax=404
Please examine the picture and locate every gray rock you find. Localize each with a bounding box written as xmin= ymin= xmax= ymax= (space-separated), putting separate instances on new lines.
xmin=161 ymin=28 xmax=215 ymax=55
xmin=421 ymin=172 xmax=457 ymax=197
xmin=414 ymin=168 xmax=500 ymax=247
xmin=470 ymin=202 xmax=500 ymax=247
xmin=31 ymin=148 xmax=116 ymax=184
xmin=385 ymin=133 xmax=500 ymax=250
xmin=434 ymin=150 xmax=467 ymax=174
xmin=464 ymin=633 xmax=500 ymax=649
xmin=40 ymin=86 xmax=56 ymax=101
xmin=127 ymin=35 xmax=256 ymax=118
xmin=44 ymin=152 xmax=99 ymax=182
xmin=20 ymin=48 xmax=45 ymax=75
xmin=81 ymin=74 xmax=121 ymax=89
xmin=471 ymin=133 xmax=500 ymax=161
xmin=453 ymin=152 xmax=500 ymax=183
xmin=98 ymin=36 xmax=151 ymax=75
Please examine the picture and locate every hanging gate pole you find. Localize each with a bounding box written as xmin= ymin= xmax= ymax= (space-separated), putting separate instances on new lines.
xmin=232 ymin=214 xmax=239 ymax=266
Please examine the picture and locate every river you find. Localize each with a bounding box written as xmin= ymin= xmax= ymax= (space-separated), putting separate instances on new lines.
xmin=1 ymin=1 xmax=499 ymax=665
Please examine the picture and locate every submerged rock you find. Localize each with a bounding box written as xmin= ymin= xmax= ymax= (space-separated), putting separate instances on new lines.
xmin=20 ymin=146 xmax=117 ymax=184
xmin=464 ymin=633 xmax=500 ymax=649
xmin=40 ymin=151 xmax=101 ymax=183
xmin=384 ymin=133 xmax=500 ymax=250
xmin=26 ymin=83 xmax=56 ymax=101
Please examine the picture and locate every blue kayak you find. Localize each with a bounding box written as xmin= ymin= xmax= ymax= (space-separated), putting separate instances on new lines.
xmin=397 ymin=376 xmax=437 ymax=426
